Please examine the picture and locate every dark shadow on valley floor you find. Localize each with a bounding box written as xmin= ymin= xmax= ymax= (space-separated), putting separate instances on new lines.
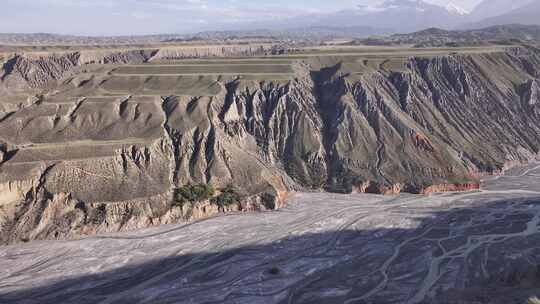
xmin=1 ymin=197 xmax=540 ymax=304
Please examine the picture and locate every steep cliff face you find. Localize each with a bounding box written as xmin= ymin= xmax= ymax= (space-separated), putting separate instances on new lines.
xmin=215 ymin=66 xmax=327 ymax=189
xmin=313 ymin=48 xmax=540 ymax=193
xmin=1 ymin=46 xmax=540 ymax=244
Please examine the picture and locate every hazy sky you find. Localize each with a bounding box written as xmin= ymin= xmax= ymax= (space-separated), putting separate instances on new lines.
xmin=0 ymin=0 xmax=483 ymax=35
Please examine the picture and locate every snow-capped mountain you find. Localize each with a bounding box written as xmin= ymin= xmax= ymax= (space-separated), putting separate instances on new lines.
xmin=200 ymin=0 xmax=540 ymax=38
xmin=303 ymin=0 xmax=468 ymax=33
xmin=466 ymin=0 xmax=540 ymax=29
xmin=354 ymin=0 xmax=468 ymax=16
xmin=469 ymin=0 xmax=536 ymax=21
xmin=219 ymin=0 xmax=501 ymax=36
xmin=444 ymin=3 xmax=469 ymax=16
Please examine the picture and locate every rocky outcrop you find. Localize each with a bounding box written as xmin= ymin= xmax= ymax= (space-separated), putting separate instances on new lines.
xmin=0 ymin=185 xmax=280 ymax=244
xmin=351 ymin=181 xmax=480 ymax=195
xmin=521 ymin=78 xmax=540 ymax=116
xmin=419 ymin=182 xmax=480 ymax=194
xmin=2 ymin=47 xmax=540 ymax=244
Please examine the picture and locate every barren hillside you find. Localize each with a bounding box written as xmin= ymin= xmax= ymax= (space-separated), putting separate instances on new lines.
xmin=1 ymin=44 xmax=540 ymax=244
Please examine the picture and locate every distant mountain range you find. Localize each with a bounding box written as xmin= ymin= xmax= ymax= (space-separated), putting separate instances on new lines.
xmin=0 ymin=33 xmax=185 ymax=45
xmin=237 ymin=0 xmax=540 ymax=34
xmin=1 ymin=0 xmax=540 ymax=45
xmin=0 ymin=27 xmax=392 ymax=46
xmin=175 ymin=26 xmax=392 ymax=42
xmin=355 ymin=24 xmax=540 ymax=47
xmin=466 ymin=0 xmax=540 ymax=29
xmin=468 ymin=0 xmax=536 ymax=21
xmin=230 ymin=0 xmax=469 ymax=35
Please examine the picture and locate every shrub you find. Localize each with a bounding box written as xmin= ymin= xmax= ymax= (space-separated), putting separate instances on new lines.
xmin=91 ymin=204 xmax=107 ymax=225
xmin=212 ymin=185 xmax=241 ymax=208
xmin=173 ymin=184 xmax=215 ymax=206
xmin=268 ymin=266 xmax=281 ymax=275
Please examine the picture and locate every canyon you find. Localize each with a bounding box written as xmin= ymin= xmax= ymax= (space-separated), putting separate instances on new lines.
xmin=1 ymin=43 xmax=540 ymax=244
xmin=3 ymin=0 xmax=540 ymax=303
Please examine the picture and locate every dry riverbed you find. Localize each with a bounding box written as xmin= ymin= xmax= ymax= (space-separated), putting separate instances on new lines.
xmin=1 ymin=164 xmax=540 ymax=303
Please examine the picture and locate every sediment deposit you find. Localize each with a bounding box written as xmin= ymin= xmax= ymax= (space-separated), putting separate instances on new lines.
xmin=2 ymin=163 xmax=540 ymax=304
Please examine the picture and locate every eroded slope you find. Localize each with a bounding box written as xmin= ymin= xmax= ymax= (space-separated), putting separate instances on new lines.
xmin=1 ymin=46 xmax=540 ymax=244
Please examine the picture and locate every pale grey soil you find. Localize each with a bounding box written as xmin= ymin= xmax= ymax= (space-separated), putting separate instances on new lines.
xmin=1 ymin=164 xmax=540 ymax=304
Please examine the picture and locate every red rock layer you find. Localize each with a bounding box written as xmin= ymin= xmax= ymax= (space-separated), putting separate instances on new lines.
xmin=418 ymin=183 xmax=480 ymax=194
xmin=352 ymin=181 xmax=480 ymax=195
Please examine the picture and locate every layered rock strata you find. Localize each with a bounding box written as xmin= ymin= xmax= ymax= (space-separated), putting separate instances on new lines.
xmin=1 ymin=46 xmax=540 ymax=243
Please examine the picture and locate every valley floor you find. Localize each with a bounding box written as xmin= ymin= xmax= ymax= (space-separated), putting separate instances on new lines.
xmin=1 ymin=164 xmax=540 ymax=303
